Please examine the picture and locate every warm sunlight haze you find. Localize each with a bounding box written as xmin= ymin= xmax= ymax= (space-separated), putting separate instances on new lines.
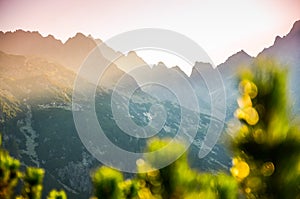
xmin=1 ymin=0 xmax=299 ymax=70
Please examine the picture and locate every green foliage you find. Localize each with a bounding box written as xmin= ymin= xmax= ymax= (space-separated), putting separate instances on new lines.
xmin=0 ymin=134 xmax=21 ymax=199
xmin=0 ymin=92 xmax=21 ymax=123
xmin=135 ymin=139 xmax=238 ymax=199
xmin=47 ymin=189 xmax=67 ymax=199
xmin=88 ymin=138 xmax=237 ymax=199
xmin=119 ymin=180 xmax=138 ymax=199
xmin=0 ymin=134 xmax=67 ymax=199
xmin=91 ymin=166 xmax=124 ymax=199
xmin=22 ymin=167 xmax=44 ymax=199
xmin=138 ymin=139 xmax=192 ymax=198
xmin=231 ymin=59 xmax=300 ymax=198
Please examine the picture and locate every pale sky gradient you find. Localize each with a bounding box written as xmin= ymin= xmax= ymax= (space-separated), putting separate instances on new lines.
xmin=1 ymin=0 xmax=300 ymax=73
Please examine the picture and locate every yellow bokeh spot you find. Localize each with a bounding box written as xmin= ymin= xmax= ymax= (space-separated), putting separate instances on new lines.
xmin=248 ymin=82 xmax=258 ymax=99
xmin=261 ymin=162 xmax=275 ymax=176
xmin=232 ymin=158 xmax=239 ymax=165
xmin=231 ymin=167 xmax=239 ymax=177
xmin=147 ymin=170 xmax=159 ymax=177
xmin=231 ymin=159 xmax=250 ymax=179
xmin=253 ymin=129 xmax=264 ymax=144
xmin=244 ymin=107 xmax=259 ymax=125
xmin=235 ymin=107 xmax=259 ymax=125
xmin=245 ymin=187 xmax=251 ymax=194
xmin=239 ymin=80 xmax=258 ymax=99
xmin=237 ymin=94 xmax=252 ymax=108
xmin=234 ymin=108 xmax=246 ymax=119
xmin=240 ymin=125 xmax=249 ymax=133
xmin=239 ymin=80 xmax=251 ymax=94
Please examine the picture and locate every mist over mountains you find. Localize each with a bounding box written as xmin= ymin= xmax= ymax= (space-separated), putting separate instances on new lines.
xmin=0 ymin=20 xmax=299 ymax=198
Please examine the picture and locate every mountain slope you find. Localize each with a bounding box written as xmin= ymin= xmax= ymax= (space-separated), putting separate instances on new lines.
xmin=258 ymin=20 xmax=300 ymax=110
xmin=258 ymin=20 xmax=300 ymax=64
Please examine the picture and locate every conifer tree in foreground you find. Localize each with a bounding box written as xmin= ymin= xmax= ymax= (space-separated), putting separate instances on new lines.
xmin=0 ymin=136 xmax=20 ymax=199
xmin=230 ymin=59 xmax=300 ymax=198
xmin=0 ymin=135 xmax=67 ymax=199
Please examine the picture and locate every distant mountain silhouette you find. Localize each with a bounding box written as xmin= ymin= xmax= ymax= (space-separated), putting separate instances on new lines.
xmin=218 ymin=50 xmax=253 ymax=79
xmin=1 ymin=30 xmax=145 ymax=93
xmin=0 ymin=30 xmax=147 ymax=76
xmin=1 ymin=20 xmax=299 ymax=114
xmin=258 ymin=20 xmax=300 ymax=63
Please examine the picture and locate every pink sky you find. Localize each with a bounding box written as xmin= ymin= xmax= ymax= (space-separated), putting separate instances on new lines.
xmin=1 ymin=0 xmax=300 ymax=72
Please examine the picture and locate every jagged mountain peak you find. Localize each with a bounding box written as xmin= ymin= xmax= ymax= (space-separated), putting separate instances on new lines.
xmin=192 ymin=61 xmax=212 ymax=71
xmin=222 ymin=50 xmax=252 ymax=65
xmin=274 ymin=35 xmax=282 ymax=44
xmin=64 ymin=32 xmax=95 ymax=45
xmin=152 ymin=61 xmax=168 ymax=70
xmin=289 ymin=20 xmax=300 ymax=36
xmin=157 ymin=61 xmax=167 ymax=66
xmin=125 ymin=51 xmax=145 ymax=62
xmin=236 ymin=49 xmax=248 ymax=56
xmin=0 ymin=29 xmax=62 ymax=44
xmin=258 ymin=20 xmax=300 ymax=60
xmin=189 ymin=62 xmax=215 ymax=79
xmin=74 ymin=32 xmax=87 ymax=38
xmin=271 ymin=20 xmax=300 ymax=46
xmin=45 ymin=34 xmax=57 ymax=40
xmin=171 ymin=65 xmax=186 ymax=73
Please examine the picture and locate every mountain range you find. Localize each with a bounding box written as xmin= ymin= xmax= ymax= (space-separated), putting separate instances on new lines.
xmin=0 ymin=20 xmax=299 ymax=198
